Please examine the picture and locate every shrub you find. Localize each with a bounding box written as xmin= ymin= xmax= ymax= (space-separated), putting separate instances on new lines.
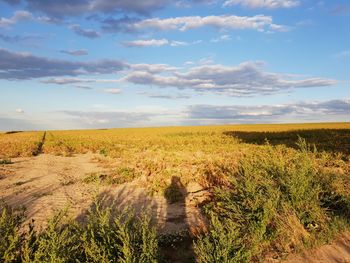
xmin=0 ymin=203 xmax=24 ymax=262
xmin=0 ymin=200 xmax=159 ymax=263
xmin=194 ymin=139 xmax=350 ymax=262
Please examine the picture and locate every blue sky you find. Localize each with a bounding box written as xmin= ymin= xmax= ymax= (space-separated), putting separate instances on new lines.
xmin=0 ymin=0 xmax=349 ymax=130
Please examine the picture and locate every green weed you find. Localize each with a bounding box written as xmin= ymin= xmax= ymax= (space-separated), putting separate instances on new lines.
xmin=0 ymin=200 xmax=159 ymax=263
xmin=0 ymin=159 xmax=12 ymax=165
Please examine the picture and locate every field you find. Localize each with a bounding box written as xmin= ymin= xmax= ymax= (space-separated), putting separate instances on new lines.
xmin=1 ymin=123 xmax=350 ymax=262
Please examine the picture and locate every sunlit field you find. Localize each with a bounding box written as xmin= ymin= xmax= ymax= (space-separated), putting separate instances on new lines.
xmin=1 ymin=123 xmax=350 ymax=262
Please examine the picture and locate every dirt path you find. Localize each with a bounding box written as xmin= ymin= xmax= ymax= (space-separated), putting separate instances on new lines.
xmin=0 ymin=153 xmax=103 ymax=226
xmin=280 ymin=232 xmax=350 ymax=263
xmin=0 ymin=154 xmax=207 ymax=234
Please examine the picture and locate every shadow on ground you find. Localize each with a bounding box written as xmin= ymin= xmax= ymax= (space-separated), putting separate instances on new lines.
xmin=76 ymin=185 xmax=159 ymax=223
xmin=224 ymin=129 xmax=350 ymax=155
xmin=162 ymin=176 xmax=195 ymax=263
xmin=75 ymin=177 xmax=196 ymax=263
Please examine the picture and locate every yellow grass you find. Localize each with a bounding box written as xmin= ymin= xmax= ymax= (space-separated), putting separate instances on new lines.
xmin=0 ymin=131 xmax=44 ymax=158
xmin=1 ymin=122 xmax=349 ymax=193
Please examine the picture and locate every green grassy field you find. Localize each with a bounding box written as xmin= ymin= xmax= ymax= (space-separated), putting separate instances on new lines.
xmin=1 ymin=123 xmax=350 ymax=262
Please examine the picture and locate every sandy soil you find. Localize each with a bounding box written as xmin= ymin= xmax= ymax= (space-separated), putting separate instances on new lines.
xmin=283 ymin=233 xmax=350 ymax=263
xmin=0 ymin=153 xmax=101 ymax=227
xmin=0 ymin=153 xmax=207 ymax=234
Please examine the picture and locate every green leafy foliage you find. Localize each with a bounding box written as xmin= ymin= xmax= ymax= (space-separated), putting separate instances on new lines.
xmin=0 ymin=200 xmax=158 ymax=263
xmin=0 ymin=203 xmax=24 ymax=262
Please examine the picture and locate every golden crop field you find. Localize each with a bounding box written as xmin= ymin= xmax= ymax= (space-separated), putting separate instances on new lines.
xmin=0 ymin=131 xmax=45 ymax=159
xmin=1 ymin=122 xmax=350 ymax=262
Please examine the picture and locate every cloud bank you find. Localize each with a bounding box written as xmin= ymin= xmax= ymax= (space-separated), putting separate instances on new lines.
xmin=120 ymin=61 xmax=336 ymax=96
xmin=187 ymin=100 xmax=350 ymax=122
xmin=0 ymin=48 xmax=126 ymax=79
xmin=115 ymin=15 xmax=284 ymax=33
xmin=1 ymin=99 xmax=349 ymax=130
xmin=3 ymin=0 xmax=171 ymax=17
xmin=223 ymin=0 xmax=300 ymax=9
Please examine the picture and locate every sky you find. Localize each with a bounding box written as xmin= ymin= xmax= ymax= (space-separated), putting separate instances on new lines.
xmin=0 ymin=0 xmax=349 ymax=131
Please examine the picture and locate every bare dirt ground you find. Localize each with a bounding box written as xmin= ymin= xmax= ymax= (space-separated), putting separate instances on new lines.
xmin=284 ymin=232 xmax=350 ymax=263
xmin=0 ymin=153 xmax=101 ymax=227
xmin=0 ymin=153 xmax=207 ymax=234
xmin=1 ymin=153 xmax=349 ymax=262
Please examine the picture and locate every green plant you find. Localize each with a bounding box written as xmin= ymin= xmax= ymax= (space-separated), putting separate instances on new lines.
xmin=0 ymin=200 xmax=159 ymax=263
xmin=0 ymin=159 xmax=12 ymax=165
xmin=108 ymin=167 xmax=139 ymax=185
xmin=82 ymin=172 xmax=107 ymax=184
xmin=194 ymin=215 xmax=249 ymax=263
xmin=0 ymin=203 xmax=24 ymax=262
xmin=23 ymin=210 xmax=80 ymax=263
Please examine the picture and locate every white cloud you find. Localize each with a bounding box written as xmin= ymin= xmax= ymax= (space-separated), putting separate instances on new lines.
xmin=184 ymin=61 xmax=195 ymax=66
xmin=210 ymin=34 xmax=231 ymax=43
xmin=223 ymin=0 xmax=300 ymax=9
xmin=198 ymin=57 xmax=215 ymax=65
xmin=122 ymin=38 xmax=196 ymax=48
xmin=131 ymin=15 xmax=284 ymax=33
xmin=103 ymin=88 xmax=122 ymax=94
xmin=268 ymin=23 xmax=290 ymax=32
xmin=170 ymin=40 xmax=189 ymax=46
xmin=15 ymin=108 xmax=24 ymax=113
xmin=122 ymin=38 xmax=169 ymax=47
xmin=130 ymin=63 xmax=179 ymax=73
xmin=0 ymin=10 xmax=32 ymax=27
